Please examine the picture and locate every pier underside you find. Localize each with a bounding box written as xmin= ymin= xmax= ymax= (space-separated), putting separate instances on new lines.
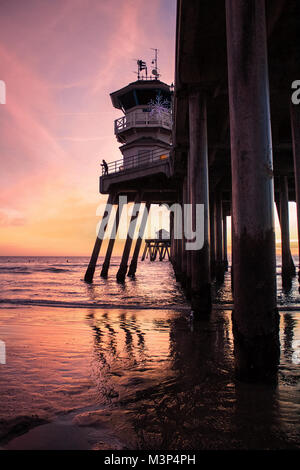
xmin=85 ymin=0 xmax=300 ymax=382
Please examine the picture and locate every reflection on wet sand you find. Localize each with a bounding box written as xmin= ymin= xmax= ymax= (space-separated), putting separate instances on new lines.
xmin=85 ymin=308 xmax=300 ymax=449
xmin=0 ymin=260 xmax=299 ymax=450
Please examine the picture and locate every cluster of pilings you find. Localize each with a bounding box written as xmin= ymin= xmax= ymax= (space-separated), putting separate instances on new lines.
xmin=84 ymin=0 xmax=300 ymax=382
xmin=141 ymin=239 xmax=170 ymax=261
xmin=170 ymin=0 xmax=300 ymax=382
xmin=84 ymin=195 xmax=154 ymax=283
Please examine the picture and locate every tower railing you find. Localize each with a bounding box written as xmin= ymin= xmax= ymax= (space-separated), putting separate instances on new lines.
xmin=114 ymin=110 xmax=172 ymax=135
xmin=101 ymin=148 xmax=170 ymax=176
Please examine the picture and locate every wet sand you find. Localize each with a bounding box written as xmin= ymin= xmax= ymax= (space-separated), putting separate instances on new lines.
xmin=0 ymin=305 xmax=299 ymax=450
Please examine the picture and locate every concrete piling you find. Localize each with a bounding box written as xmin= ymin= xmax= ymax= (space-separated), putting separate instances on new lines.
xmin=226 ymin=0 xmax=279 ymax=381
xmin=215 ymin=190 xmax=224 ymax=283
xmin=181 ymin=177 xmax=188 ymax=289
xmin=101 ymin=196 xmax=124 ymax=278
xmin=116 ymin=194 xmax=141 ymax=283
xmin=223 ymin=212 xmax=228 ymax=271
xmin=278 ymin=177 xmax=295 ymax=284
xmin=128 ymin=202 xmax=151 ymax=277
xmin=209 ymin=194 xmax=216 ymax=279
xmin=188 ymin=90 xmax=211 ymax=315
xmin=291 ymin=104 xmax=300 ymax=281
xmin=84 ymin=193 xmax=114 ymax=283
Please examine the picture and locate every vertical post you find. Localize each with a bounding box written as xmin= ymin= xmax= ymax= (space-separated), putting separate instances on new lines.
xmin=170 ymin=210 xmax=175 ymax=264
xmin=215 ymin=190 xmax=224 ymax=283
xmin=84 ymin=193 xmax=114 ymax=283
xmin=291 ymin=103 xmax=300 ymax=280
xmin=141 ymin=243 xmax=148 ymax=261
xmin=181 ymin=177 xmax=188 ymax=287
xmin=188 ymin=90 xmax=211 ymax=315
xmin=186 ymin=154 xmax=192 ymax=295
xmin=275 ymin=195 xmax=296 ymax=279
xmin=279 ymin=177 xmax=294 ymax=284
xmin=100 ymin=196 xmax=124 ymax=278
xmin=128 ymin=202 xmax=151 ymax=277
xmin=226 ymin=0 xmax=279 ymax=381
xmin=231 ymin=209 xmax=234 ymax=293
xmin=116 ymin=194 xmax=141 ymax=282
xmin=223 ymin=212 xmax=228 ymax=271
xmin=210 ymin=193 xmax=216 ymax=279
xmin=175 ymin=205 xmax=183 ymax=281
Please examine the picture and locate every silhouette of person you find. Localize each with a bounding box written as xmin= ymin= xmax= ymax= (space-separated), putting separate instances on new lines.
xmin=101 ymin=159 xmax=109 ymax=175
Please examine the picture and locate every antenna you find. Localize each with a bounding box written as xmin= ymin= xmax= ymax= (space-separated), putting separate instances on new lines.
xmin=137 ymin=59 xmax=147 ymax=80
xmin=151 ymin=48 xmax=160 ymax=80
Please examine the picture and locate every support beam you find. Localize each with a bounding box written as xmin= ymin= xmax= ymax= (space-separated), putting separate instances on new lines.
xmin=223 ymin=212 xmax=228 ymax=271
xmin=209 ymin=194 xmax=216 ymax=279
xmin=276 ymin=182 xmax=295 ymax=285
xmin=226 ymin=0 xmax=279 ymax=381
xmin=275 ymin=196 xmax=296 ymax=278
xmin=291 ymin=103 xmax=300 ymax=281
xmin=181 ymin=177 xmax=188 ymax=288
xmin=279 ymin=177 xmax=293 ymax=286
xmin=215 ymin=190 xmax=224 ymax=283
xmin=170 ymin=211 xmax=175 ymax=264
xmin=128 ymin=202 xmax=151 ymax=277
xmin=116 ymin=194 xmax=141 ymax=283
xmin=231 ymin=211 xmax=234 ymax=293
xmin=174 ymin=209 xmax=183 ymax=281
xmin=188 ymin=90 xmax=211 ymax=315
xmin=100 ymin=197 xmax=124 ymax=278
xmin=84 ymin=193 xmax=114 ymax=283
xmin=185 ymin=169 xmax=192 ymax=296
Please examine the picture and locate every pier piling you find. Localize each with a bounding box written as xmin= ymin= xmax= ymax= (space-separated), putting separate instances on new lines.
xmin=188 ymin=90 xmax=211 ymax=315
xmin=101 ymin=196 xmax=124 ymax=278
xmin=128 ymin=202 xmax=151 ymax=277
xmin=226 ymin=0 xmax=279 ymax=381
xmin=116 ymin=194 xmax=141 ymax=283
xmin=210 ymin=194 xmax=216 ymax=279
xmin=215 ymin=190 xmax=224 ymax=283
xmin=223 ymin=212 xmax=228 ymax=271
xmin=84 ymin=193 xmax=114 ymax=283
xmin=291 ymin=104 xmax=300 ymax=281
xmin=278 ymin=177 xmax=294 ymax=284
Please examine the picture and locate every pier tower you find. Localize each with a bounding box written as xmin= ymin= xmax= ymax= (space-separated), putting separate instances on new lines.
xmin=111 ymin=74 xmax=172 ymax=170
xmin=85 ymin=53 xmax=176 ymax=284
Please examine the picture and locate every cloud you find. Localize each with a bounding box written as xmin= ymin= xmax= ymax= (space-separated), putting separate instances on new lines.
xmin=0 ymin=208 xmax=26 ymax=226
xmin=0 ymin=0 xmax=176 ymax=255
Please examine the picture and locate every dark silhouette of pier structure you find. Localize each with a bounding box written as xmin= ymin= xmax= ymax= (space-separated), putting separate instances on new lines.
xmin=85 ymin=1 xmax=300 ymax=381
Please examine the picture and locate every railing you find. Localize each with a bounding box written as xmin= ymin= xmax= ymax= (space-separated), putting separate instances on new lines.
xmin=114 ymin=110 xmax=172 ymax=134
xmin=101 ymin=149 xmax=170 ymax=176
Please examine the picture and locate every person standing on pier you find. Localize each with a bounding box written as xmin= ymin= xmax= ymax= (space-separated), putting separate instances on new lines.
xmin=101 ymin=159 xmax=108 ymax=175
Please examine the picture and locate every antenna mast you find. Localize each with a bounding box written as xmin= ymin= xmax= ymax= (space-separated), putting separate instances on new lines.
xmin=151 ymin=48 xmax=160 ymax=80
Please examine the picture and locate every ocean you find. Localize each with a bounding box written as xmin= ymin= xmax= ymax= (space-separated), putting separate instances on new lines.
xmin=0 ymin=256 xmax=299 ymax=449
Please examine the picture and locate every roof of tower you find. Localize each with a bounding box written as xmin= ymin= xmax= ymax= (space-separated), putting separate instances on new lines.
xmin=110 ymin=79 xmax=172 ymax=110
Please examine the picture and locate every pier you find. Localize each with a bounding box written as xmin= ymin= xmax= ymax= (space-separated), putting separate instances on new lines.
xmin=85 ymin=1 xmax=300 ymax=382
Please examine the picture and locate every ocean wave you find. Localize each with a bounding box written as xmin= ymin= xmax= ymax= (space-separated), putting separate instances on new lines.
xmin=0 ymin=298 xmax=299 ymax=312
xmin=39 ymin=268 xmax=71 ymax=273
xmin=0 ymin=298 xmax=190 ymax=311
xmin=0 ymin=266 xmax=71 ymax=274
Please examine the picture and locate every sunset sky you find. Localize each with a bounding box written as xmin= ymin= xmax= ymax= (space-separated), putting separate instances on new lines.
xmin=0 ymin=0 xmax=298 ymax=256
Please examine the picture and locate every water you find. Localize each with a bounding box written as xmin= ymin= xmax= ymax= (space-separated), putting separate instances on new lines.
xmin=0 ymin=256 xmax=299 ymax=449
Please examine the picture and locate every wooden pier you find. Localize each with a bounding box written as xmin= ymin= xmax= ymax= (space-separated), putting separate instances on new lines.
xmin=141 ymin=239 xmax=171 ymax=262
xmin=85 ymin=0 xmax=300 ymax=382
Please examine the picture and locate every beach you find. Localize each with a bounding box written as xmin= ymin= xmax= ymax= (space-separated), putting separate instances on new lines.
xmin=0 ymin=256 xmax=299 ymax=449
